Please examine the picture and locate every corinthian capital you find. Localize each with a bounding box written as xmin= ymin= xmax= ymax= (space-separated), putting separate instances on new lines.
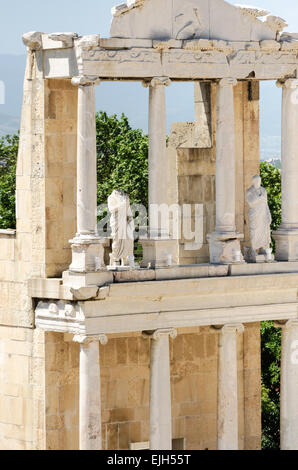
xmin=143 ymin=328 xmax=177 ymax=341
xmin=71 ymin=76 xmax=101 ymax=87
xmin=73 ymin=334 xmax=108 ymax=345
xmin=276 ymin=78 xmax=298 ymax=89
xmin=215 ymin=323 xmax=244 ymax=334
xmin=142 ymin=76 xmax=171 ymax=88
xmin=218 ymin=77 xmax=238 ymax=88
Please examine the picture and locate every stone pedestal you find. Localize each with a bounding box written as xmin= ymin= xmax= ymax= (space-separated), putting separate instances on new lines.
xmin=208 ymin=233 xmax=244 ymax=265
xmin=74 ymin=334 xmax=108 ymax=450
xmin=146 ymin=328 xmax=177 ymax=450
xmin=140 ymin=238 xmax=178 ymax=268
xmin=274 ymin=79 xmax=298 ymax=261
xmin=217 ymin=323 xmax=244 ymax=450
xmin=208 ymin=78 xmax=244 ymax=264
xmin=278 ymin=320 xmax=298 ymax=450
xmin=274 ymin=230 xmax=298 ymax=262
xmin=69 ymin=236 xmax=107 ymax=273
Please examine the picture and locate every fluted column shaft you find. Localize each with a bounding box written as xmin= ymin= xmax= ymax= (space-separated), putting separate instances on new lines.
xmin=217 ymin=324 xmax=244 ymax=450
xmin=274 ymin=79 xmax=298 ymax=261
xmin=147 ymin=77 xmax=171 ymax=236
xmin=280 ymin=80 xmax=298 ymax=229
xmin=74 ymin=334 xmax=107 ymax=450
xmin=215 ymin=78 xmax=237 ymax=234
xmin=76 ymin=83 xmax=98 ymax=237
xmin=148 ymin=328 xmax=177 ymax=450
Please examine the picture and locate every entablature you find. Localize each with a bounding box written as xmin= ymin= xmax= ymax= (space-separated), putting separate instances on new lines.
xmin=34 ymin=270 xmax=298 ymax=336
xmin=24 ymin=32 xmax=298 ymax=81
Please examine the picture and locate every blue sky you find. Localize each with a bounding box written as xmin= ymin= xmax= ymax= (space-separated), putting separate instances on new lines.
xmin=0 ymin=0 xmax=297 ymax=156
xmin=1 ymin=0 xmax=297 ymax=55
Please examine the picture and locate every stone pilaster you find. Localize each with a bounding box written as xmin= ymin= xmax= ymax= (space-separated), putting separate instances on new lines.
xmin=217 ymin=323 xmax=244 ymax=450
xmin=145 ymin=328 xmax=177 ymax=450
xmin=207 ymin=78 xmax=244 ymax=264
xmin=274 ymin=79 xmax=298 ymax=261
xmin=73 ymin=334 xmax=108 ymax=450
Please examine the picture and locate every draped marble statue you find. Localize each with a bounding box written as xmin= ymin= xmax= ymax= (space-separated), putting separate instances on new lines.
xmin=108 ymin=190 xmax=135 ymax=268
xmin=246 ymin=175 xmax=272 ymax=262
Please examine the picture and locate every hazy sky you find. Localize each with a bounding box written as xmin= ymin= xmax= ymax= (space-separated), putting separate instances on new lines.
xmin=0 ymin=0 xmax=297 ymax=55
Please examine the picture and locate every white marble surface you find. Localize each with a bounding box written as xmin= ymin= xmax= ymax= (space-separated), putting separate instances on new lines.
xmin=246 ymin=175 xmax=272 ymax=256
xmin=108 ymin=190 xmax=135 ymax=267
xmin=274 ymin=79 xmax=298 ymax=261
xmin=147 ymin=77 xmax=171 ymax=235
xmin=73 ymin=335 xmax=107 ymax=450
xmin=149 ymin=329 xmax=177 ymax=450
xmin=217 ymin=324 xmax=244 ymax=450
xmin=110 ymin=0 xmax=277 ymax=41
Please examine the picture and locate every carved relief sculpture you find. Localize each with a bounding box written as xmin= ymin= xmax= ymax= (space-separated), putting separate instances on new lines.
xmin=108 ymin=190 xmax=135 ymax=268
xmin=246 ymin=175 xmax=273 ymax=262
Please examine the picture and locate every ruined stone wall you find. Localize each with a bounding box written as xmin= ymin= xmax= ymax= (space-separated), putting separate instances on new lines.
xmin=0 ymin=55 xmax=77 ymax=449
xmin=0 ymin=327 xmax=45 ymax=450
xmin=44 ymin=324 xmax=261 ymax=450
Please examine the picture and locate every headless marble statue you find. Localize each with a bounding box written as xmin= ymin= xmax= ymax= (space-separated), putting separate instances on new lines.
xmin=108 ymin=190 xmax=135 ymax=268
xmin=246 ymin=175 xmax=272 ymax=262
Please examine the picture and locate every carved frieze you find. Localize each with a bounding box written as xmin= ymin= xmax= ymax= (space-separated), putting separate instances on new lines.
xmin=83 ymin=47 xmax=160 ymax=64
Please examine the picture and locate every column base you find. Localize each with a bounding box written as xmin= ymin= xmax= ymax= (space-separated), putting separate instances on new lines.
xmin=69 ymin=235 xmax=109 ymax=273
xmin=140 ymin=238 xmax=178 ymax=268
xmin=273 ymin=229 xmax=298 ymax=261
xmin=207 ymin=232 xmax=244 ymax=265
xmin=243 ymin=246 xmax=275 ymax=263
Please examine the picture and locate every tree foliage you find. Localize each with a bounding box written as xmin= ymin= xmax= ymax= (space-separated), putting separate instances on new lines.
xmin=260 ymin=161 xmax=281 ymax=233
xmin=0 ymin=113 xmax=149 ymax=231
xmin=260 ymin=161 xmax=282 ymax=450
xmin=0 ymin=133 xmax=18 ymax=229
xmin=96 ymin=111 xmax=148 ymax=208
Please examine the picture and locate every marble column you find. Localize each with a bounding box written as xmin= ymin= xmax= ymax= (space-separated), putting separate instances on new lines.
xmin=73 ymin=334 xmax=108 ymax=450
xmin=69 ymin=76 xmax=106 ymax=272
xmin=217 ymin=323 xmax=244 ymax=450
xmin=148 ymin=77 xmax=170 ymax=237
xmin=146 ymin=328 xmax=177 ymax=450
xmin=140 ymin=78 xmax=178 ymax=267
xmin=278 ymin=320 xmax=298 ymax=449
xmin=208 ymin=78 xmax=244 ymax=264
xmin=274 ymin=79 xmax=298 ymax=261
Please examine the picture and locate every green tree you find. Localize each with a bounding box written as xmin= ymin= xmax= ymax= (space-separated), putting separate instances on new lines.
xmin=260 ymin=161 xmax=281 ymax=234
xmin=96 ymin=111 xmax=148 ymax=208
xmin=0 ymin=113 xmax=149 ymax=231
xmin=260 ymin=161 xmax=282 ymax=450
xmin=0 ymin=133 xmax=19 ymax=229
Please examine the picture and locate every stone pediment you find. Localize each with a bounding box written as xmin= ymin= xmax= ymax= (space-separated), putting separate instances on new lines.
xmin=110 ymin=0 xmax=286 ymax=42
